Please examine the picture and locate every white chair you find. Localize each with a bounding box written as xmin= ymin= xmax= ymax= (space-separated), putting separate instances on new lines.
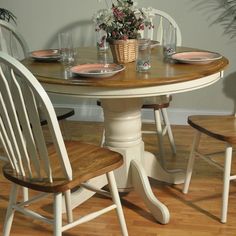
xmin=0 ymin=19 xmax=75 ymax=139
xmin=0 ymin=52 xmax=128 ymax=236
xmin=140 ymin=8 xmax=182 ymax=167
xmin=183 ymin=115 xmax=236 ymax=223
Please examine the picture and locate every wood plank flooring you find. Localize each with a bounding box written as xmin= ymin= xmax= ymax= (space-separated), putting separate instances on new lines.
xmin=0 ymin=121 xmax=236 ymax=235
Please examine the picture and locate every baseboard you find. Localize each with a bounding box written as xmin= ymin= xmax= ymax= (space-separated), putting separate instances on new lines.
xmin=53 ymin=104 xmax=230 ymax=125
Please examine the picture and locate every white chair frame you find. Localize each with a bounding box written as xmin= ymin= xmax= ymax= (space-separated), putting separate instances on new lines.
xmin=0 ymin=52 xmax=128 ymax=235
xmin=140 ymin=8 xmax=182 ymax=167
xmin=0 ymin=19 xmax=29 ymax=59
xmin=183 ymin=130 xmax=236 ymax=223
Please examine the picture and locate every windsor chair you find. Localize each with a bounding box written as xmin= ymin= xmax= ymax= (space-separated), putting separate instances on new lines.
xmin=0 ymin=19 xmax=75 ymax=139
xmin=138 ymin=9 xmax=182 ymax=167
xmin=0 ymin=52 xmax=128 ymax=235
xmin=183 ymin=115 xmax=236 ymax=223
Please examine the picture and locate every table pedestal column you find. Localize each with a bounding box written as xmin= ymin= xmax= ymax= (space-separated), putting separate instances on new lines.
xmin=66 ymin=97 xmax=184 ymax=224
xmin=101 ymin=98 xmax=172 ymax=224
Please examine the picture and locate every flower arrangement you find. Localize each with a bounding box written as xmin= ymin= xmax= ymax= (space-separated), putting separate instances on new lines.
xmin=93 ymin=0 xmax=154 ymax=41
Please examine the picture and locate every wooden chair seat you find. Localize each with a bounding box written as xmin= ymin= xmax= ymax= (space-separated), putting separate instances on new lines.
xmin=183 ymin=114 xmax=236 ymax=223
xmin=142 ymin=95 xmax=172 ymax=110
xmin=3 ymin=141 xmax=123 ymax=193
xmin=188 ymin=115 xmax=236 ymax=143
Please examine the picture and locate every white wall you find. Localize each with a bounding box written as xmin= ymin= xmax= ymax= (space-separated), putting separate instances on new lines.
xmin=1 ymin=0 xmax=236 ymax=124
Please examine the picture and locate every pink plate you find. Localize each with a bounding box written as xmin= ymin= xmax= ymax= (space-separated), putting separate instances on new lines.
xmin=71 ymin=63 xmax=125 ymax=78
xmin=171 ymin=51 xmax=222 ymax=64
xmin=30 ymin=49 xmax=60 ymax=61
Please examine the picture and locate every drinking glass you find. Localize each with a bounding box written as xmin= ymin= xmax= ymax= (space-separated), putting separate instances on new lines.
xmin=162 ymin=25 xmax=177 ymax=58
xmin=136 ymin=39 xmax=151 ymax=72
xmin=96 ymin=29 xmax=109 ymax=51
xmin=58 ymin=32 xmax=76 ymax=69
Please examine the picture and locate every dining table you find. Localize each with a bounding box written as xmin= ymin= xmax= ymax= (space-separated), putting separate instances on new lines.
xmin=22 ymin=46 xmax=228 ymax=224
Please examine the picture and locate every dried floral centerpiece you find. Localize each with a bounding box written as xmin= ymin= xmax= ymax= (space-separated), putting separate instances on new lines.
xmin=93 ymin=0 xmax=154 ymax=63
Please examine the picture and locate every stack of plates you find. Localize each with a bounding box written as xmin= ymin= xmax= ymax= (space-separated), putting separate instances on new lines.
xmin=30 ymin=49 xmax=60 ymax=62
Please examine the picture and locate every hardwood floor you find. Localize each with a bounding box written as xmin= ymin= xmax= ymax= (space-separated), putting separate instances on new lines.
xmin=0 ymin=121 xmax=236 ymax=235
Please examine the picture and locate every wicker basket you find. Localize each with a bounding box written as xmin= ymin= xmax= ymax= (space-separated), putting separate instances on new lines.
xmin=109 ymin=39 xmax=137 ymax=63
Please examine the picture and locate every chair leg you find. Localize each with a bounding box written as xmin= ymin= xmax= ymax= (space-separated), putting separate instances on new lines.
xmin=22 ymin=187 xmax=29 ymax=202
xmin=3 ymin=184 xmax=19 ymax=236
xmin=100 ymin=129 xmax=105 ymax=147
xmin=161 ymin=108 xmax=176 ymax=154
xmin=64 ymin=190 xmax=73 ymax=223
xmin=221 ymin=144 xmax=233 ymax=223
xmin=183 ymin=131 xmax=201 ymax=194
xmin=53 ymin=193 xmax=62 ymax=236
xmin=154 ymin=109 xmax=165 ymax=167
xmin=60 ymin=120 xmax=71 ymax=141
xmin=106 ymin=171 xmax=128 ymax=236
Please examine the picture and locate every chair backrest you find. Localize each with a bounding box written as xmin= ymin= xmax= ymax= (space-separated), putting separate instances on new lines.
xmin=0 ymin=52 xmax=72 ymax=182
xmin=141 ymin=8 xmax=182 ymax=46
xmin=0 ymin=19 xmax=29 ymax=59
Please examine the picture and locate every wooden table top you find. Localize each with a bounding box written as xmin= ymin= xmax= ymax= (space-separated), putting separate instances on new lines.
xmin=22 ymin=46 xmax=228 ymax=89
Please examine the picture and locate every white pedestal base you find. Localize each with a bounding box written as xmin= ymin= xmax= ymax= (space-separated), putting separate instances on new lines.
xmin=67 ymin=98 xmax=184 ymax=224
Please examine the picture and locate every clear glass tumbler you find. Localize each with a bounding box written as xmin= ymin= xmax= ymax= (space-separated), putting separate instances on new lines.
xmin=136 ymin=39 xmax=151 ymax=72
xmin=58 ymin=32 xmax=75 ymax=70
xmin=162 ymin=25 xmax=177 ymax=58
xmin=96 ymin=29 xmax=109 ymax=51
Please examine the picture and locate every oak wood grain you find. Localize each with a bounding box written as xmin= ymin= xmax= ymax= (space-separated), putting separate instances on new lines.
xmin=188 ymin=115 xmax=236 ymax=143
xmin=3 ymin=141 xmax=123 ymax=193
xmin=1 ymin=121 xmax=236 ymax=235
xmin=22 ymin=46 xmax=228 ymax=88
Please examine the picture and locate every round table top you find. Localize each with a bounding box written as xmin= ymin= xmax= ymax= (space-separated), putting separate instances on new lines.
xmin=22 ymin=46 xmax=229 ymax=98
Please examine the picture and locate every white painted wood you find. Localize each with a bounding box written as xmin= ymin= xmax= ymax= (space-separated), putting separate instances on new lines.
xmin=62 ymin=174 xmax=108 ymax=211
xmin=222 ymin=145 xmax=233 ymax=223
xmin=43 ymin=72 xmax=222 ymax=98
xmin=131 ymin=159 xmax=170 ymax=224
xmin=3 ymin=184 xmax=18 ymax=236
xmin=154 ymin=108 xmax=165 ymax=166
xmin=0 ymin=19 xmax=29 ymax=59
xmin=53 ymin=103 xmax=231 ymax=125
xmin=144 ymin=151 xmax=185 ymax=184
xmin=183 ymin=129 xmax=236 ymax=223
xmin=64 ymin=190 xmax=73 ymax=223
xmin=62 ymin=205 xmax=117 ymax=232
xmin=0 ymin=20 xmax=73 ymax=143
xmin=1 ymin=51 xmax=223 ymax=226
xmin=0 ymin=53 xmax=72 ymax=181
xmin=106 ymin=171 xmax=128 ymax=236
xmin=141 ymin=8 xmax=182 ymax=46
xmin=100 ymin=97 xmax=184 ymax=224
xmin=141 ymin=8 xmax=181 ymax=166
xmin=182 ymin=131 xmax=201 ymax=194
xmin=162 ymin=108 xmax=176 ymax=154
xmin=54 ymin=193 xmax=62 ymax=236
xmin=0 ymin=52 xmax=128 ymax=235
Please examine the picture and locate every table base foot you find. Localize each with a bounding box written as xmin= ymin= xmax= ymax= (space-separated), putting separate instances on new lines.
xmin=131 ymin=159 xmax=170 ymax=224
xmin=144 ymin=151 xmax=185 ymax=184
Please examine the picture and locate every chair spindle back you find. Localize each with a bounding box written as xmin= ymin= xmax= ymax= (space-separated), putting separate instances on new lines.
xmin=140 ymin=8 xmax=182 ymax=46
xmin=0 ymin=52 xmax=72 ymax=183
